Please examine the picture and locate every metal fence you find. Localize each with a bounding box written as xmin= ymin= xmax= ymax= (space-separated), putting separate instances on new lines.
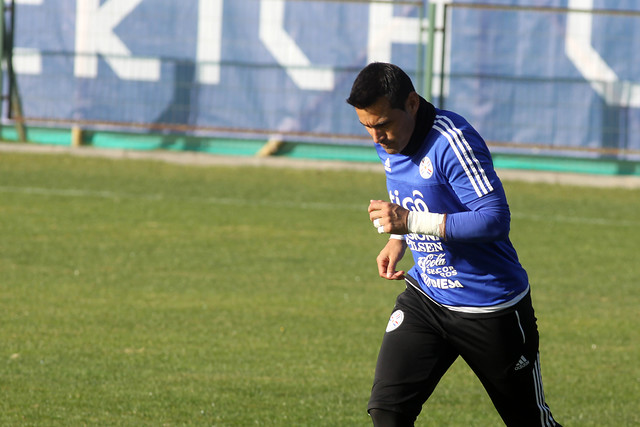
xmin=3 ymin=0 xmax=426 ymax=145
xmin=437 ymin=2 xmax=640 ymax=160
xmin=3 ymin=0 xmax=640 ymax=160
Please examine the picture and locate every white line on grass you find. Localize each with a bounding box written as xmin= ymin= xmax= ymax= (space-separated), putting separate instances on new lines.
xmin=0 ymin=186 xmax=165 ymax=201
xmin=511 ymin=212 xmax=638 ymax=227
xmin=1 ymin=185 xmax=638 ymax=227
xmin=0 ymin=185 xmax=363 ymax=211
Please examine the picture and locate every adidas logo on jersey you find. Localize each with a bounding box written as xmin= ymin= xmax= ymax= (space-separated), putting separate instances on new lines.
xmin=514 ymin=355 xmax=530 ymax=371
xmin=384 ymin=158 xmax=392 ymax=172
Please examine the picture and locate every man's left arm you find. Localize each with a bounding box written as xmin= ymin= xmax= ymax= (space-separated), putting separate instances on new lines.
xmin=370 ymin=193 xmax=510 ymax=242
xmin=437 ymin=123 xmax=511 ymax=242
xmin=443 ymin=190 xmax=511 ymax=242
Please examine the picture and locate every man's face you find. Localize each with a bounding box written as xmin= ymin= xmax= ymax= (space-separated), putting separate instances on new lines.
xmin=355 ymin=93 xmax=419 ymax=154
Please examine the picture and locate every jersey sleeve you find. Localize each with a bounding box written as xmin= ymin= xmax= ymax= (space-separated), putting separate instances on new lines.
xmin=445 ymin=190 xmax=511 ymax=241
xmin=433 ymin=114 xmax=511 ymax=242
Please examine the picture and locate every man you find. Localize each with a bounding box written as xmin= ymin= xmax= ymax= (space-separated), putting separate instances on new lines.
xmin=346 ymin=62 xmax=561 ymax=427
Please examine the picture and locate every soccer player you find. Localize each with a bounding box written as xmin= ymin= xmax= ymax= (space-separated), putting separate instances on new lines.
xmin=346 ymin=62 xmax=562 ymax=427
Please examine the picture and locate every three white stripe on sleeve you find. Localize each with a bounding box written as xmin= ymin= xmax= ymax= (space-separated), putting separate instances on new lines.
xmin=433 ymin=115 xmax=494 ymax=198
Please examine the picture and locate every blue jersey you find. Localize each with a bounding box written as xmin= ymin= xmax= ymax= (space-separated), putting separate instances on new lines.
xmin=378 ymin=101 xmax=529 ymax=313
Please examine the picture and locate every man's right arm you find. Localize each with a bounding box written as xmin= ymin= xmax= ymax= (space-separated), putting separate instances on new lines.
xmin=376 ymin=237 xmax=407 ymax=280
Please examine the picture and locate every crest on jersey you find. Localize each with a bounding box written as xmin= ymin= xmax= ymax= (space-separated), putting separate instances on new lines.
xmin=386 ymin=310 xmax=404 ymax=332
xmin=419 ymin=156 xmax=433 ymax=179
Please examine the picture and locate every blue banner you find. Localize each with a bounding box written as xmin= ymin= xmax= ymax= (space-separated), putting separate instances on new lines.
xmin=10 ymin=0 xmax=640 ymax=156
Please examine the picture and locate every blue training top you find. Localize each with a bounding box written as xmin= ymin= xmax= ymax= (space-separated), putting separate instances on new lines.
xmin=377 ymin=98 xmax=529 ymax=313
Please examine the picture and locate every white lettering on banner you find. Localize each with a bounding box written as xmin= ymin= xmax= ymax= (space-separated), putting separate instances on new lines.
xmin=367 ymin=3 xmax=421 ymax=63
xmin=565 ymin=0 xmax=640 ymax=107
xmin=13 ymin=48 xmax=42 ymax=75
xmin=259 ymin=0 xmax=334 ymax=91
xmin=197 ymin=0 xmax=223 ymax=84
xmin=74 ymin=0 xmax=160 ymax=81
xmin=13 ymin=1 xmax=43 ymax=74
xmin=20 ymin=1 xmax=426 ymax=86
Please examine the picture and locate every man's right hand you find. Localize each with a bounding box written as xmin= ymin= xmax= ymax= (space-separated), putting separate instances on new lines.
xmin=376 ymin=238 xmax=407 ymax=280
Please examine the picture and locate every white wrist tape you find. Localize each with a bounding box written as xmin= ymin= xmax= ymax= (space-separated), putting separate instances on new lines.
xmin=406 ymin=211 xmax=445 ymax=237
xmin=389 ymin=234 xmax=405 ymax=240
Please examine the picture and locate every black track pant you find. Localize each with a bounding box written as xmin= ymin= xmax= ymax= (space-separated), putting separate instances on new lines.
xmin=368 ymin=285 xmax=561 ymax=427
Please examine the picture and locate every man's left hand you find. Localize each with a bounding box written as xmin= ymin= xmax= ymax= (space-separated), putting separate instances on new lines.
xmin=368 ymin=200 xmax=410 ymax=234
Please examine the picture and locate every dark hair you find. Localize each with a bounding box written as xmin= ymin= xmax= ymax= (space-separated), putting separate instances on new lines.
xmin=346 ymin=62 xmax=415 ymax=110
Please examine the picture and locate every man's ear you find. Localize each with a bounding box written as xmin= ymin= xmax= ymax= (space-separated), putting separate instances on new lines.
xmin=406 ymin=91 xmax=420 ymax=115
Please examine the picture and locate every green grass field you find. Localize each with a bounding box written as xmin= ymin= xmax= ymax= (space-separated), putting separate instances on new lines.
xmin=1 ymin=150 xmax=638 ymax=426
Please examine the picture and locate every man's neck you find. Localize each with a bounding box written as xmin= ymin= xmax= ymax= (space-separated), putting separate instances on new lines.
xmin=401 ymin=97 xmax=436 ymax=156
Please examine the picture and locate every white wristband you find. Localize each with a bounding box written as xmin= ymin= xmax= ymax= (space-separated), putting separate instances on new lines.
xmin=389 ymin=234 xmax=405 ymax=241
xmin=406 ymin=211 xmax=445 ymax=237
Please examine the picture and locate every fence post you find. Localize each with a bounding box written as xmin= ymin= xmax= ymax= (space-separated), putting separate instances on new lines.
xmin=0 ymin=0 xmax=5 ymax=122
xmin=424 ymin=2 xmax=436 ymax=102
xmin=438 ymin=3 xmax=448 ymax=109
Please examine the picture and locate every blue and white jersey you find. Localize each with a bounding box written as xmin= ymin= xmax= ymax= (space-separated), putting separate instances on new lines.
xmin=377 ymin=103 xmax=529 ymax=312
